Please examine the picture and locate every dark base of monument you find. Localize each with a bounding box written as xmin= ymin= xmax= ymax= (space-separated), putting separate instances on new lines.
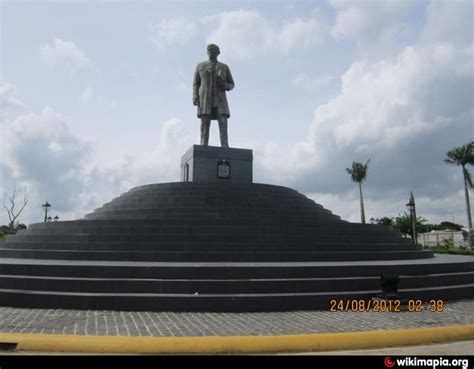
xmin=1 ymin=182 xmax=473 ymax=311
xmin=0 ymin=285 xmax=471 ymax=312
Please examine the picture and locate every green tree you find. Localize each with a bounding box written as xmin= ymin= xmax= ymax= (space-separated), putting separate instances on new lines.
xmin=392 ymin=213 xmax=427 ymax=240
xmin=346 ymin=159 xmax=370 ymax=224
xmin=419 ymin=221 xmax=464 ymax=233
xmin=376 ymin=217 xmax=393 ymax=227
xmin=444 ymin=141 xmax=474 ymax=244
xmin=0 ymin=223 xmax=27 ymax=242
xmin=436 ymin=221 xmax=464 ymax=231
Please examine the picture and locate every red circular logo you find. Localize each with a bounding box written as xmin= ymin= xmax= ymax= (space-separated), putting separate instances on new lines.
xmin=384 ymin=357 xmax=395 ymax=368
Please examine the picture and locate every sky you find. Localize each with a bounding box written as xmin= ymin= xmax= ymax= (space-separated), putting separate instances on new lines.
xmin=0 ymin=0 xmax=473 ymax=227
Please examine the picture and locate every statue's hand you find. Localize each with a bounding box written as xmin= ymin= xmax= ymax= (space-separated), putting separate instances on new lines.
xmin=193 ymin=98 xmax=199 ymax=106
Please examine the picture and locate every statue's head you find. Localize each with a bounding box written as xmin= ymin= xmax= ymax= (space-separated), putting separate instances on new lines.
xmin=207 ymin=44 xmax=220 ymax=58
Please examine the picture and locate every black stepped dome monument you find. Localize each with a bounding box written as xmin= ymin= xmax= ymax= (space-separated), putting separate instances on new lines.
xmin=1 ymin=144 xmax=473 ymax=311
xmin=1 ymin=44 xmax=473 ymax=311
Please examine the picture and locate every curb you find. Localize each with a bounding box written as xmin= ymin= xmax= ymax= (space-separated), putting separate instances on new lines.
xmin=0 ymin=324 xmax=473 ymax=354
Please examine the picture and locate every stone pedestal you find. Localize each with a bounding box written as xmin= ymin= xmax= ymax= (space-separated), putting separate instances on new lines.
xmin=180 ymin=145 xmax=253 ymax=183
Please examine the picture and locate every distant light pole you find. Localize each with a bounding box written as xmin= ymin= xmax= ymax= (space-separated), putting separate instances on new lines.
xmin=42 ymin=201 xmax=51 ymax=223
xmin=47 ymin=216 xmax=52 ymax=222
xmin=406 ymin=191 xmax=418 ymax=245
xmin=54 ymin=215 xmax=59 ymax=222
xmin=370 ymin=217 xmax=375 ymax=224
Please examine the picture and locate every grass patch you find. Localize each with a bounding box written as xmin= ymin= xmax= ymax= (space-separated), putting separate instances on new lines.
xmin=427 ymin=246 xmax=474 ymax=256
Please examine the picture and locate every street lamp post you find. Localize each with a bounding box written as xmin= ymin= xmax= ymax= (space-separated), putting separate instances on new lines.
xmin=41 ymin=201 xmax=51 ymax=223
xmin=406 ymin=191 xmax=417 ymax=245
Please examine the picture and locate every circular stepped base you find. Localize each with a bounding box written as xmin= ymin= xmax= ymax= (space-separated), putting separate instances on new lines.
xmin=1 ymin=182 xmax=472 ymax=311
xmin=0 ymin=249 xmax=433 ymax=262
xmin=0 ymin=257 xmax=472 ymax=311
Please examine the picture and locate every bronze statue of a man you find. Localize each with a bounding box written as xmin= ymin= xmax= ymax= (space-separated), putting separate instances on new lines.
xmin=193 ymin=44 xmax=234 ymax=147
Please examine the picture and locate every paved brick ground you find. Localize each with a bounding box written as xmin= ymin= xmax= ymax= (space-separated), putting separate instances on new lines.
xmin=0 ymin=300 xmax=472 ymax=337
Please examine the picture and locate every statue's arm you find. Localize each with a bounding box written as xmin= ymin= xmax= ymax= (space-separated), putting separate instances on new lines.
xmin=225 ymin=65 xmax=234 ymax=91
xmin=192 ymin=65 xmax=201 ymax=103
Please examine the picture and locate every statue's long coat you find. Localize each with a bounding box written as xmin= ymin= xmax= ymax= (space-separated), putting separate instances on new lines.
xmin=193 ymin=60 xmax=234 ymax=118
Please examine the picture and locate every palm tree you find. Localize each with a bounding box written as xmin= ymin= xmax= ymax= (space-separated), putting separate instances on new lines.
xmin=346 ymin=159 xmax=371 ymax=224
xmin=444 ymin=141 xmax=474 ymax=244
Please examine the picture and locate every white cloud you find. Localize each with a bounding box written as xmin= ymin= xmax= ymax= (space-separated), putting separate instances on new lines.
xmin=48 ymin=141 xmax=64 ymax=154
xmin=76 ymin=117 xmax=193 ymax=218
xmin=80 ymin=85 xmax=117 ymax=110
xmin=40 ymin=38 xmax=92 ymax=71
xmin=7 ymin=107 xmax=90 ymax=177
xmin=267 ymin=41 xmax=472 ymax=182
xmin=329 ymin=0 xmax=473 ymax=59
xmin=330 ymin=0 xmax=418 ymax=58
xmin=149 ymin=17 xmax=197 ymax=49
xmin=330 ymin=0 xmax=413 ymax=40
xmin=0 ymin=82 xmax=25 ymax=111
xmin=276 ymin=16 xmax=324 ymax=51
xmin=205 ymin=10 xmax=325 ymax=59
xmin=415 ymin=190 xmax=469 ymax=227
xmin=1 ymin=101 xmax=193 ymax=226
xmin=0 ymin=79 xmax=193 ymax=225
xmin=125 ymin=117 xmax=193 ymax=185
xmin=1 ymin=106 xmax=92 ymax=223
xmin=205 ymin=10 xmax=272 ymax=59
xmin=251 ymin=140 xmax=322 ymax=185
xmin=81 ymin=85 xmax=94 ymax=104
xmin=291 ymin=72 xmax=335 ymax=91
xmin=420 ymin=0 xmax=474 ymax=46
xmin=255 ymin=1 xmax=473 ymax=206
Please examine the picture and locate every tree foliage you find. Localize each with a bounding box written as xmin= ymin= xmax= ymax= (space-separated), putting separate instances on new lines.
xmin=376 ymin=217 xmax=393 ymax=227
xmin=0 ymin=223 xmax=26 ymax=241
xmin=444 ymin=141 xmax=474 ymax=244
xmin=444 ymin=141 xmax=474 ymax=188
xmin=376 ymin=217 xmax=466 ymax=236
xmin=418 ymin=221 xmax=464 ymax=233
xmin=346 ymin=159 xmax=371 ymax=224
xmin=346 ymin=159 xmax=371 ymax=183
xmin=389 ymin=213 xmax=427 ymax=238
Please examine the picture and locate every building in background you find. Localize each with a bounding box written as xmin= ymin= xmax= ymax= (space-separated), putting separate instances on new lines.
xmin=418 ymin=230 xmax=468 ymax=248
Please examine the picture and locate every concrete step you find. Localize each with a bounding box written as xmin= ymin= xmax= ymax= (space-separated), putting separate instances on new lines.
xmin=87 ymin=208 xmax=338 ymax=217
xmin=0 ymin=241 xmax=420 ymax=252
xmin=0 ymin=271 xmax=470 ymax=294
xmin=100 ymin=197 xmax=323 ymax=207
xmin=0 ymin=256 xmax=472 ymax=279
xmin=26 ymin=222 xmax=387 ymax=232
xmin=6 ymin=233 xmax=408 ymax=243
xmin=17 ymin=226 xmax=405 ymax=238
xmin=0 ymin=283 xmax=471 ymax=311
xmin=121 ymin=182 xmax=304 ymax=195
xmin=83 ymin=212 xmax=345 ymax=221
xmin=28 ymin=218 xmax=352 ymax=228
xmin=0 ymin=249 xmax=434 ymax=262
